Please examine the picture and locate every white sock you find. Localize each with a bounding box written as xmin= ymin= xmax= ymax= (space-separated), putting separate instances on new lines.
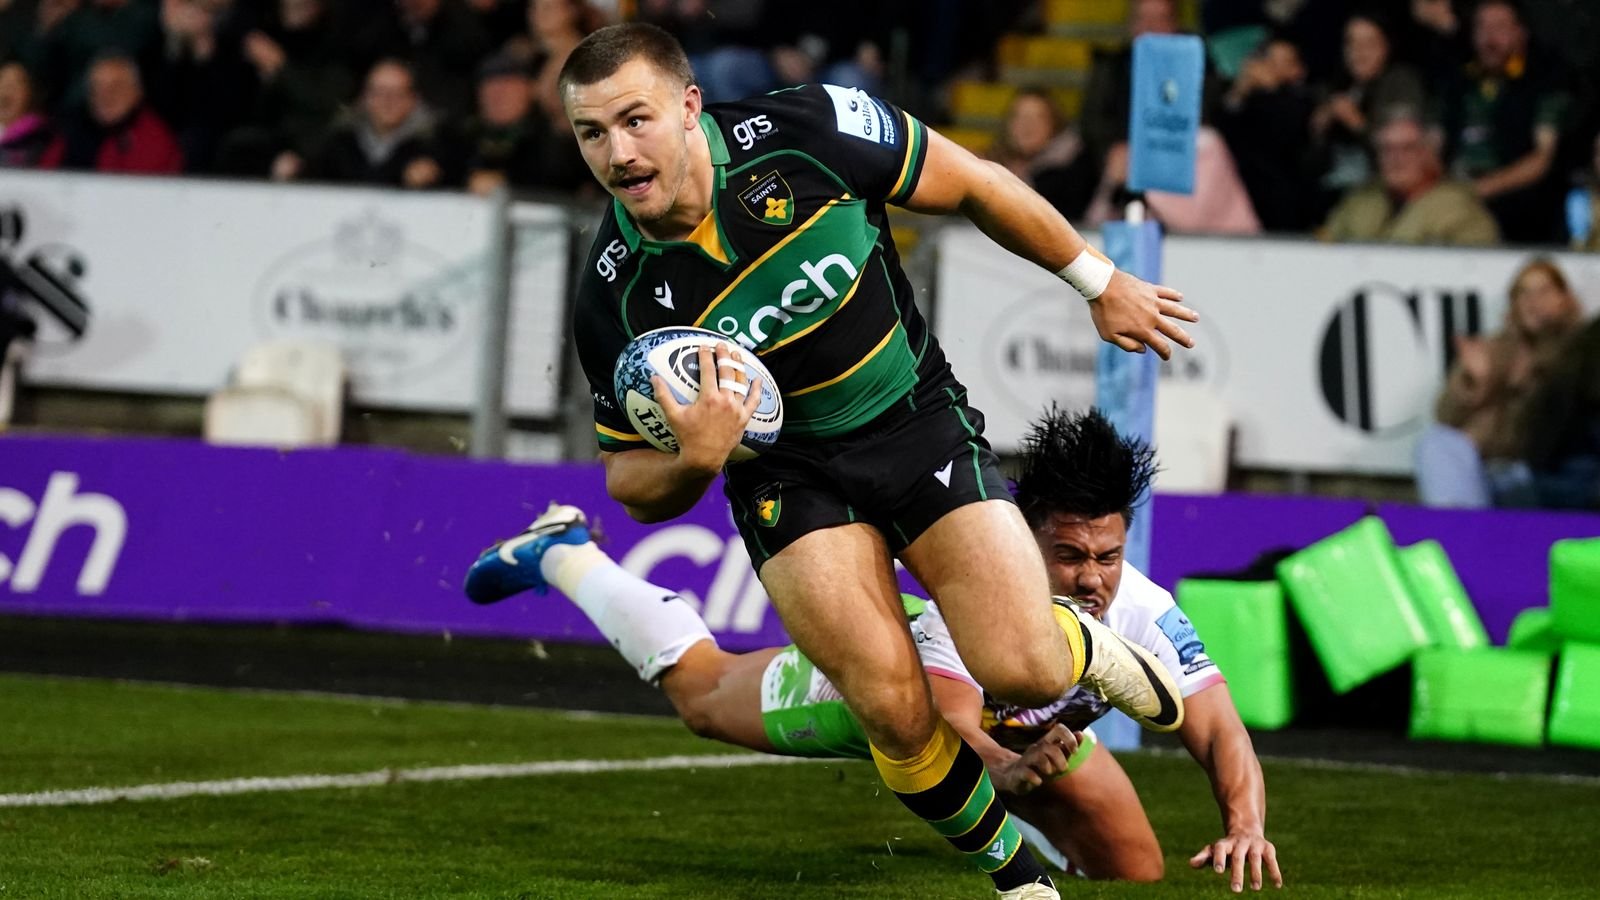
xmin=540 ymin=542 xmax=715 ymax=682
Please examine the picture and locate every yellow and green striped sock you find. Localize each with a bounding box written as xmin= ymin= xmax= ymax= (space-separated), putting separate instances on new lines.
xmin=871 ymin=721 xmax=1051 ymax=891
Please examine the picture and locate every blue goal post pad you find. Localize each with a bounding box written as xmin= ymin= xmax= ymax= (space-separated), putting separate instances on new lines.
xmin=1127 ymin=33 xmax=1204 ymax=195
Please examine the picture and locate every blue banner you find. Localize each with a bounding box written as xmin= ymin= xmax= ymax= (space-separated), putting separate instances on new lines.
xmin=1093 ymin=218 xmax=1165 ymax=751
xmin=1127 ymin=34 xmax=1204 ymax=195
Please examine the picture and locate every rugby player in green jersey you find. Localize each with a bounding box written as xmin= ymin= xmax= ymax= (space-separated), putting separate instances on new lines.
xmin=552 ymin=23 xmax=1198 ymax=898
xmin=468 ymin=409 xmax=1281 ymax=892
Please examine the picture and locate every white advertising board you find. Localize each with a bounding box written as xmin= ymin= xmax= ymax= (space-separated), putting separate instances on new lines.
xmin=936 ymin=226 xmax=1600 ymax=474
xmin=1 ymin=171 xmax=568 ymax=415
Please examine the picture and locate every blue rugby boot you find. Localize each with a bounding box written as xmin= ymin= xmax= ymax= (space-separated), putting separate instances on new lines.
xmin=464 ymin=503 xmax=591 ymax=604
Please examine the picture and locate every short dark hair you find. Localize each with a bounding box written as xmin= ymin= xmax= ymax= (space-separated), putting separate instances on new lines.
xmin=1011 ymin=405 xmax=1158 ymax=529
xmin=558 ymin=23 xmax=695 ymax=95
xmin=1474 ymin=0 xmax=1524 ymax=23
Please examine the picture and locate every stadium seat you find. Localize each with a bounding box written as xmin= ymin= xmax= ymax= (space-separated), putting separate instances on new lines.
xmin=204 ymin=340 xmax=345 ymax=448
xmin=1176 ymin=579 xmax=1294 ymax=729
xmin=997 ymin=36 xmax=1096 ymax=88
xmin=1396 ymin=540 xmax=1490 ymax=650
xmin=1507 ymin=607 xmax=1561 ymax=652
xmin=1154 ymin=380 xmax=1232 ymax=494
xmin=1410 ymin=647 xmax=1551 ymax=747
xmin=1276 ymin=517 xmax=1432 ymax=694
xmin=1548 ymin=642 xmax=1600 ymax=750
xmin=1550 ymin=538 xmax=1600 ymax=644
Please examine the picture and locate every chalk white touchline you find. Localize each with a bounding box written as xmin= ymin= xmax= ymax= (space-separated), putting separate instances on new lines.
xmin=0 ymin=754 xmax=820 ymax=809
xmin=9 ymin=676 xmax=1599 ymax=786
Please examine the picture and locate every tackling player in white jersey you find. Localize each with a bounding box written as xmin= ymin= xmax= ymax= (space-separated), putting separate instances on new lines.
xmin=466 ymin=408 xmax=1283 ymax=891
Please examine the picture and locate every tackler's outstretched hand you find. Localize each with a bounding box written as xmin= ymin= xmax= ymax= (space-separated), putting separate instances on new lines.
xmin=651 ymin=341 xmax=764 ymax=473
xmin=1088 ymin=269 xmax=1198 ymax=360
xmin=1190 ymin=830 xmax=1283 ymax=892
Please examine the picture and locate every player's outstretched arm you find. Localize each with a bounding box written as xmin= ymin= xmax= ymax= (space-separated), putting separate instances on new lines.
xmin=928 ymin=674 xmax=1075 ymax=795
xmin=1177 ymin=684 xmax=1284 ymax=891
xmin=602 ymin=343 xmax=763 ymax=523
xmin=901 ymin=127 xmax=1198 ymax=360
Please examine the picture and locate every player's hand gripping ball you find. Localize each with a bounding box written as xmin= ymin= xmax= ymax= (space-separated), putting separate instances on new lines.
xmin=613 ymin=326 xmax=783 ymax=461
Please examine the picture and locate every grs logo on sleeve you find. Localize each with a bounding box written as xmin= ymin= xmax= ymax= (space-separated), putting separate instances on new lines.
xmin=732 ymin=114 xmax=775 ymax=150
xmin=821 ymin=84 xmax=900 ymax=147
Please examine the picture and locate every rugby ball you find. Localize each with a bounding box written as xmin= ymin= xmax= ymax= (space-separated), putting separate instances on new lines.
xmin=613 ymin=326 xmax=784 ymax=462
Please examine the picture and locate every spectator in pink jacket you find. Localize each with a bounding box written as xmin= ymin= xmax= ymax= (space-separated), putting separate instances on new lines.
xmin=1086 ymin=126 xmax=1262 ymax=235
xmin=0 ymin=62 xmax=59 ymax=167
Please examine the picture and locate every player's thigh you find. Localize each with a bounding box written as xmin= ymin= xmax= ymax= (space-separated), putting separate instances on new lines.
xmin=663 ymin=644 xmax=782 ymax=753
xmin=1011 ymin=742 xmax=1163 ymax=881
xmin=758 ymin=522 xmax=934 ymax=753
xmin=899 ymin=499 xmax=1069 ymax=703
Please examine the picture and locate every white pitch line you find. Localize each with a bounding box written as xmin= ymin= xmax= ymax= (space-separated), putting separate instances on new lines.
xmin=0 ymin=754 xmax=819 ymax=809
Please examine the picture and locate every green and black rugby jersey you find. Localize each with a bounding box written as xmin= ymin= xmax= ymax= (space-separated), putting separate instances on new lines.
xmin=573 ymin=83 xmax=962 ymax=453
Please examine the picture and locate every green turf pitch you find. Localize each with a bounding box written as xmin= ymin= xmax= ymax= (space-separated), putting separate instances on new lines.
xmin=1 ymin=675 xmax=1596 ymax=899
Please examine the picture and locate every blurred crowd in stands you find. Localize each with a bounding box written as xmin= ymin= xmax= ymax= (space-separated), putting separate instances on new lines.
xmin=1004 ymin=0 xmax=1600 ymax=249
xmin=1 ymin=0 xmax=1597 ymax=507
xmin=0 ymin=0 xmax=1019 ymax=198
xmin=0 ymin=0 xmax=1597 ymax=249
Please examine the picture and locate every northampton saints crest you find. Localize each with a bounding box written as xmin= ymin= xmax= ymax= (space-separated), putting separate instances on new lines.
xmin=738 ymin=171 xmax=794 ymax=226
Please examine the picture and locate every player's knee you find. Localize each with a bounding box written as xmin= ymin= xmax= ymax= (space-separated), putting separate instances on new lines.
xmin=1097 ymin=841 xmax=1164 ymax=882
xmin=850 ymin=681 xmax=936 ymax=757
xmin=1116 ymin=852 xmax=1164 ymax=883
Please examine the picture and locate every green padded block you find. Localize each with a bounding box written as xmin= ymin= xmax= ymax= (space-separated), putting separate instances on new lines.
xmin=1551 ymin=539 xmax=1600 ymax=644
xmin=1549 ymin=642 xmax=1600 ymax=749
xmin=1277 ymin=517 xmax=1432 ymax=694
xmin=1507 ymin=607 xmax=1561 ymax=653
xmin=1177 ymin=579 xmax=1294 ymax=729
xmin=1398 ymin=541 xmax=1489 ymax=649
xmin=1410 ymin=647 xmax=1551 ymax=747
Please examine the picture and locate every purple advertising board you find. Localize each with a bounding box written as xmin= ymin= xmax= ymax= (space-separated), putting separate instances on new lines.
xmin=0 ymin=435 xmax=794 ymax=650
xmin=3 ymin=435 xmax=1597 ymax=649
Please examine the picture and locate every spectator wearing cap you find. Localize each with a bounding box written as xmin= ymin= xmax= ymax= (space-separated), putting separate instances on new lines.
xmin=438 ymin=51 xmax=586 ymax=195
xmin=42 ymin=53 xmax=184 ymax=173
xmin=1436 ymin=0 xmax=1570 ymax=243
xmin=276 ymin=58 xmax=442 ymax=188
xmin=1320 ymin=108 xmax=1499 ymax=245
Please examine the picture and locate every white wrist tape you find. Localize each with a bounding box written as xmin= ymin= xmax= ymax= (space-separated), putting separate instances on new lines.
xmin=1057 ymin=246 xmax=1116 ymax=300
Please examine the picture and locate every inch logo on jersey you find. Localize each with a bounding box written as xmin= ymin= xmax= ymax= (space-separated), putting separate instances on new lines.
xmin=738 ymin=171 xmax=794 ymax=226
xmin=821 ymin=84 xmax=899 ymax=147
xmin=713 ymin=253 xmax=859 ymax=350
xmin=732 ymin=114 xmax=775 ymax=150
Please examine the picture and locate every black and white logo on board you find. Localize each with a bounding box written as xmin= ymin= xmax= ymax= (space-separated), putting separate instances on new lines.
xmin=1318 ymin=283 xmax=1483 ymax=434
